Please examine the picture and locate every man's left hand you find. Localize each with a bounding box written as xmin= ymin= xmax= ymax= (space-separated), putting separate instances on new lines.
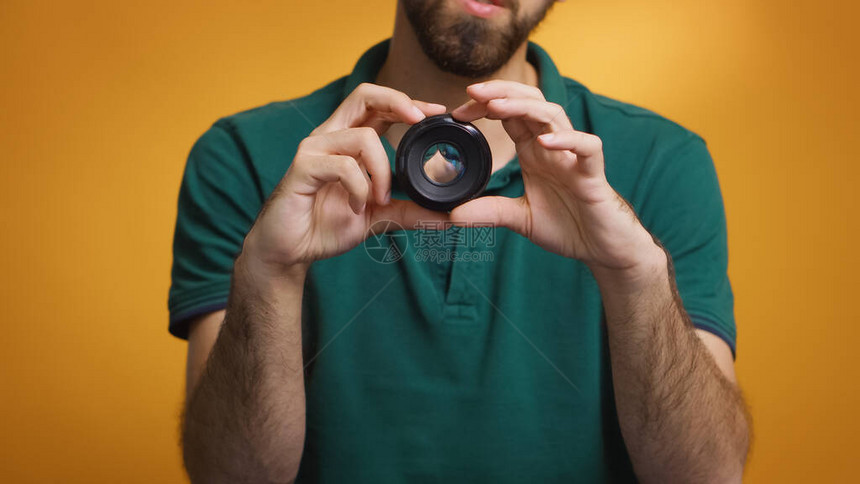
xmin=451 ymin=80 xmax=664 ymax=278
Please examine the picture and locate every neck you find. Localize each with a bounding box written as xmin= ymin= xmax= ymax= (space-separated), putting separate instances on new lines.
xmin=376 ymin=3 xmax=538 ymax=170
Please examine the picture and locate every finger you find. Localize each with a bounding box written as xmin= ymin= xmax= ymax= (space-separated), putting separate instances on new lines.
xmin=449 ymin=99 xmax=533 ymax=143
xmin=369 ymin=199 xmax=451 ymax=233
xmin=413 ymin=100 xmax=447 ymax=116
xmin=537 ymin=131 xmax=605 ymax=176
xmin=302 ymin=127 xmax=392 ymax=205
xmin=450 ymin=99 xmax=488 ymax=123
xmin=449 ymin=196 xmax=530 ymax=237
xmin=452 ymin=97 xmax=571 ymax=143
xmin=359 ymin=99 xmax=446 ymax=134
xmin=291 ymin=154 xmax=369 ymax=214
xmin=466 ymin=80 xmax=545 ymax=102
xmin=368 ymin=100 xmax=447 ymax=124
xmin=537 ymin=130 xmax=603 ymax=156
xmin=482 ymin=98 xmax=572 ymax=132
xmin=321 ymin=83 xmax=432 ymax=133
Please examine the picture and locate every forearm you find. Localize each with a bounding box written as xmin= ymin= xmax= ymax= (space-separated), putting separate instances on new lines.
xmin=182 ymin=252 xmax=307 ymax=483
xmin=591 ymin=246 xmax=749 ymax=483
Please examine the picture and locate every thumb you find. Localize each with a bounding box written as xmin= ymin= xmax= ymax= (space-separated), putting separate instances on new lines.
xmin=450 ymin=196 xmax=531 ymax=237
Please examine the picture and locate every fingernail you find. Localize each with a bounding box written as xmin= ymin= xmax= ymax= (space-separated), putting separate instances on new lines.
xmin=538 ymin=133 xmax=554 ymax=142
xmin=384 ymin=191 xmax=391 ymax=204
xmin=470 ymin=83 xmax=486 ymax=90
xmin=412 ymin=106 xmax=425 ymax=119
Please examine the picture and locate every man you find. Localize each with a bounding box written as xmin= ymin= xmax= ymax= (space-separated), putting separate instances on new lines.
xmin=170 ymin=0 xmax=750 ymax=482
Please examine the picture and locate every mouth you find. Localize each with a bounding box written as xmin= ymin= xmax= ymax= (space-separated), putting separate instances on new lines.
xmin=457 ymin=0 xmax=506 ymax=19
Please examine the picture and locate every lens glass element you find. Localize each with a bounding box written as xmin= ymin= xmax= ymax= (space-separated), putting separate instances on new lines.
xmin=421 ymin=142 xmax=464 ymax=185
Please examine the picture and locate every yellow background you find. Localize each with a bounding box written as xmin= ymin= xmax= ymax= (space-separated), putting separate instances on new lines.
xmin=1 ymin=0 xmax=856 ymax=481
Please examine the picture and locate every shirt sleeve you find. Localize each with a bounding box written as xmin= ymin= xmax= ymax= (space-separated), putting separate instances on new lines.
xmin=637 ymin=134 xmax=737 ymax=357
xmin=167 ymin=120 xmax=262 ymax=339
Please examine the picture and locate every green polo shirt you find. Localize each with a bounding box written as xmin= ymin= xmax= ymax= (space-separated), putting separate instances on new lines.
xmin=169 ymin=40 xmax=735 ymax=482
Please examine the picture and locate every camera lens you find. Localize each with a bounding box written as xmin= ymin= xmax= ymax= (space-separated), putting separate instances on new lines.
xmin=396 ymin=114 xmax=491 ymax=212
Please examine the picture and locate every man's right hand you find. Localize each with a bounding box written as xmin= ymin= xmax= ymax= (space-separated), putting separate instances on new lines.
xmin=241 ymin=83 xmax=448 ymax=281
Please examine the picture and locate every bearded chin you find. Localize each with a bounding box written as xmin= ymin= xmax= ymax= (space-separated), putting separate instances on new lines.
xmin=437 ymin=20 xmax=519 ymax=77
xmin=402 ymin=0 xmax=550 ymax=78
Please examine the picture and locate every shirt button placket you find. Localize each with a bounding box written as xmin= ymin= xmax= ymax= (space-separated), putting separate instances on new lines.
xmin=442 ymin=225 xmax=483 ymax=324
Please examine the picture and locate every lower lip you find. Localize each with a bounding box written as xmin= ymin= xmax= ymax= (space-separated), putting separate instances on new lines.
xmin=458 ymin=0 xmax=505 ymax=18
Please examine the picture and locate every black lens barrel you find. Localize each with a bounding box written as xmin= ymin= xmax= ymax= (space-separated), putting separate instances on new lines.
xmin=395 ymin=114 xmax=492 ymax=212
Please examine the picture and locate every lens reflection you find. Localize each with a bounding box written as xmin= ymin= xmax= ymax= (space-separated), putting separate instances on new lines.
xmin=422 ymin=142 xmax=464 ymax=184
